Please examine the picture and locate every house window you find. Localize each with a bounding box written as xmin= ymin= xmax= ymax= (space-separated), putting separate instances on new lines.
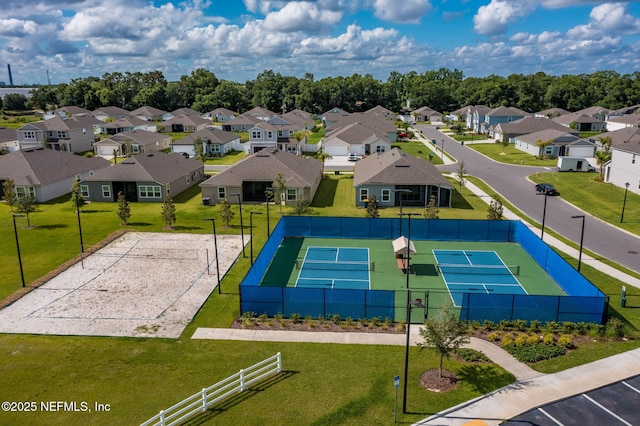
xmin=102 ymin=185 xmax=111 ymax=198
xmin=218 ymin=187 xmax=226 ymax=199
xmin=633 ymin=154 xmax=636 ymax=165
xmin=381 ymin=189 xmax=391 ymax=202
xmin=545 ymin=146 xmax=553 ymax=155
xmin=80 ymin=185 xmax=89 ymax=197
xmin=287 ymin=189 xmax=297 ymax=201
xmin=139 ymin=185 xmax=161 ymax=198
xmin=267 ymin=131 xmax=273 ymax=139
xmin=376 ymin=145 xmax=386 ymax=153
xmin=24 ymin=131 xmax=36 ymax=140
xmin=211 ymin=144 xmax=220 ymax=153
xmin=15 ymin=187 xmax=25 ymax=197
xmin=278 ymin=131 xmax=284 ymax=137
xmin=131 ymin=145 xmax=139 ymax=153
xmin=359 ymin=188 xmax=369 ymax=202
xmin=251 ymin=131 xmax=261 ymax=139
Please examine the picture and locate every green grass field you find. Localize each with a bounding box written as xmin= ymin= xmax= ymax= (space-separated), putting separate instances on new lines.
xmin=469 ymin=142 xmax=558 ymax=167
xmin=1 ymin=168 xmax=640 ymax=425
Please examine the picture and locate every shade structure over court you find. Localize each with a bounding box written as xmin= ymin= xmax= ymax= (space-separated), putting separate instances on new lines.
xmin=392 ymin=236 xmax=416 ymax=256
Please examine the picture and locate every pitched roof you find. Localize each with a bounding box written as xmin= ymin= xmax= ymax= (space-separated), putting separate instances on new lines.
xmin=244 ymin=107 xmax=277 ymax=119
xmin=99 ymin=116 xmax=153 ymax=129
xmin=130 ymin=106 xmax=168 ymax=118
xmin=83 ymin=152 xmax=203 ymax=184
xmin=0 ymin=147 xmax=110 ymax=186
xmin=485 ymin=106 xmax=529 ymax=117
xmin=0 ymin=126 xmax=17 ymax=144
xmin=594 ymin=127 xmax=640 ymax=154
xmin=553 ymin=112 xmax=605 ymax=126
xmin=516 ymin=129 xmax=592 ymax=146
xmin=413 ymin=106 xmax=443 ymax=116
xmin=207 ymin=107 xmax=237 ymax=116
xmin=326 ymin=112 xmax=395 ymax=140
xmin=324 ymin=122 xmax=379 ymax=145
xmin=494 ymin=117 xmax=576 ymax=135
xmin=93 ymin=106 xmax=130 ymax=117
xmin=171 ymin=107 xmax=202 ymax=116
xmin=226 ymin=114 xmax=262 ymax=126
xmin=172 ymin=127 xmax=239 ymax=146
xmin=200 ymin=149 xmax=321 ymax=188
xmin=535 ymin=107 xmax=569 ymax=118
xmin=21 ymin=115 xmax=102 ymax=131
xmin=95 ymin=129 xmax=170 ymax=146
xmin=353 ymin=148 xmax=452 ymax=187
xmin=162 ymin=114 xmax=210 ymax=126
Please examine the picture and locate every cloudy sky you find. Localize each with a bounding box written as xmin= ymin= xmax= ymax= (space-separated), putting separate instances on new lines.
xmin=2 ymin=0 xmax=640 ymax=85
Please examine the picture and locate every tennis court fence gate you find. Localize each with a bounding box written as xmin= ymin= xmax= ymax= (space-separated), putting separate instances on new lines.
xmin=140 ymin=353 xmax=282 ymax=426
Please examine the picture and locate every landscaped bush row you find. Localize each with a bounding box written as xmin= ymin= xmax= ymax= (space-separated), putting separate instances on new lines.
xmin=467 ymin=318 xmax=626 ymax=339
xmin=235 ymin=311 xmax=406 ymax=332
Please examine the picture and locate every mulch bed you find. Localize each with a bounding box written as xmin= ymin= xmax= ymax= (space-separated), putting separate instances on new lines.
xmin=419 ymin=369 xmax=459 ymax=392
xmin=231 ymin=319 xmax=406 ymax=334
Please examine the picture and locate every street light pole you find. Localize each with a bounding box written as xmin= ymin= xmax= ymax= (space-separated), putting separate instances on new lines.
xmin=231 ymin=193 xmax=245 ymax=257
xmin=75 ymin=191 xmax=84 ymax=253
xmin=571 ymin=215 xmax=585 ymax=272
xmin=394 ymin=188 xmax=411 ymax=237
xmin=402 ymin=212 xmax=420 ymax=414
xmin=440 ymin=139 xmax=444 ymax=161
xmin=621 ymin=182 xmax=630 ymax=223
xmin=541 ymin=193 xmax=549 ymax=240
xmin=250 ymin=211 xmax=263 ymax=266
xmin=12 ymin=214 xmax=26 ymax=288
xmin=265 ymin=187 xmax=274 ymax=238
xmin=203 ymin=218 xmax=221 ymax=294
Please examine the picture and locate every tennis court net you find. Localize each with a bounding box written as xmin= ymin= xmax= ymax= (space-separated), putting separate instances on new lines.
xmin=437 ymin=264 xmax=520 ymax=276
xmin=296 ymin=260 xmax=375 ymax=271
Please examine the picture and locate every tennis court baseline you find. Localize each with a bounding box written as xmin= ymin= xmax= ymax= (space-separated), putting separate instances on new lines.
xmin=295 ymin=247 xmax=371 ymax=290
xmin=433 ymin=249 xmax=527 ymax=306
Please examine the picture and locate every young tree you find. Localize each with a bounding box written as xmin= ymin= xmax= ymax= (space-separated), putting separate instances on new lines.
xmin=365 ymin=194 xmax=379 ymax=218
xmin=501 ymin=133 xmax=510 ymax=154
xmin=418 ymin=305 xmax=470 ymax=378
xmin=316 ymin=151 xmax=333 ymax=175
xmin=595 ymin=137 xmax=612 ymax=180
xmin=70 ymin=177 xmax=86 ymax=212
xmin=423 ymin=195 xmax=439 ymax=219
xmin=291 ymin=199 xmax=312 ymax=215
xmin=116 ymin=191 xmax=131 ymax=225
xmin=219 ymin=198 xmax=234 ymax=227
xmin=193 ymin=137 xmax=207 ymax=163
xmin=273 ymin=172 xmax=287 ymax=214
xmin=2 ymin=179 xmax=18 ymax=211
xmin=456 ymin=160 xmax=467 ymax=189
xmin=535 ymin=139 xmax=553 ymax=159
xmin=113 ymin=148 xmax=118 ymax=164
xmin=161 ymin=196 xmax=176 ymax=229
xmin=15 ymin=195 xmax=39 ymax=227
xmin=487 ymin=194 xmax=504 ymax=220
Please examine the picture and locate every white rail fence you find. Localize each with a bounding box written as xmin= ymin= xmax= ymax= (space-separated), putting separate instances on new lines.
xmin=141 ymin=352 xmax=282 ymax=426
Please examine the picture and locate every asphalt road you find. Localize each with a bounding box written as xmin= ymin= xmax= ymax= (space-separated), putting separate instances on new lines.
xmin=415 ymin=124 xmax=640 ymax=275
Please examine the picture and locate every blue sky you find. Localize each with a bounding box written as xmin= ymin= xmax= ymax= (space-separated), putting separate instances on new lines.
xmin=1 ymin=0 xmax=640 ymax=85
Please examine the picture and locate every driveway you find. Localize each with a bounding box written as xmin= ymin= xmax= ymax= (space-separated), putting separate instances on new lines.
xmin=415 ymin=124 xmax=640 ymax=275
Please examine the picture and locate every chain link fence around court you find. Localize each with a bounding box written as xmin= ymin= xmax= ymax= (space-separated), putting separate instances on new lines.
xmin=241 ymin=217 xmax=607 ymax=324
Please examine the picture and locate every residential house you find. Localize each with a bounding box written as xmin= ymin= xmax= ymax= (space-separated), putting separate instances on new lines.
xmin=514 ymin=129 xmax=597 ymax=158
xmin=170 ymin=107 xmax=202 ymax=117
xmin=92 ymin=106 xmax=131 ymax=122
xmin=321 ymin=107 xmax=350 ymax=127
xmin=223 ymin=113 xmax=262 ymax=132
xmin=553 ymin=112 xmax=607 ymax=132
xmin=157 ymin=114 xmax=210 ymax=133
xmin=465 ymin=105 xmax=491 ymax=131
xmin=203 ymin=107 xmax=237 ymax=122
xmin=95 ymin=116 xmax=157 ymax=135
xmin=243 ymin=107 xmax=277 ymax=121
xmin=94 ymin=130 xmax=172 ymax=157
xmin=593 ymin=127 xmax=640 ymax=193
xmin=492 ymin=117 xmax=578 ymax=142
xmin=322 ymin=122 xmax=391 ymax=157
xmin=0 ymin=147 xmax=110 ymax=201
xmin=81 ymin=152 xmax=204 ymax=202
xmin=0 ymin=127 xmax=18 ymax=153
xmin=199 ymin=149 xmax=322 ymax=205
xmin=244 ymin=112 xmax=315 ymax=154
xmin=326 ymin=112 xmax=397 ymax=142
xmin=535 ymin=108 xmax=569 ymax=119
xmin=44 ymin=106 xmax=93 ymax=120
xmin=606 ymin=113 xmax=640 ymax=132
xmin=130 ymin=106 xmax=171 ymax=122
xmin=171 ymin=127 xmax=241 ymax=158
xmin=476 ymin=106 xmax=529 ymax=134
xmin=365 ymin=105 xmax=396 ymax=120
xmin=16 ymin=115 xmax=101 ymax=153
xmin=412 ymin=106 xmax=443 ymax=123
xmin=353 ymin=148 xmax=452 ymax=208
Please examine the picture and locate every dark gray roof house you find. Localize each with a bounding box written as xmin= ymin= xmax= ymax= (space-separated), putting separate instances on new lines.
xmin=353 ymin=148 xmax=453 ymax=208
xmin=171 ymin=127 xmax=241 ymax=158
xmin=0 ymin=147 xmax=110 ymax=201
xmin=81 ymin=152 xmax=204 ymax=202
xmin=200 ymin=149 xmax=322 ymax=205
xmin=492 ymin=116 xmax=578 ymax=142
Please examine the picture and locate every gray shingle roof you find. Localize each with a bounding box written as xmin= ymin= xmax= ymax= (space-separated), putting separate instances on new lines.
xmin=200 ymin=150 xmax=321 ymax=188
xmin=0 ymin=147 xmax=110 ymax=185
xmin=353 ymin=148 xmax=452 ymax=187
xmin=172 ymin=127 xmax=239 ymax=146
xmin=83 ymin=152 xmax=203 ymax=184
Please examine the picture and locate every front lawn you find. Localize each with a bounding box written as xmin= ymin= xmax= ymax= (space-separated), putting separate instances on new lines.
xmin=469 ymin=142 xmax=557 ymax=167
xmin=392 ymin=141 xmax=443 ymax=165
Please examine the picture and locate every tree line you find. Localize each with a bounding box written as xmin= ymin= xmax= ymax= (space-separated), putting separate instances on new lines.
xmin=21 ymin=68 xmax=640 ymax=116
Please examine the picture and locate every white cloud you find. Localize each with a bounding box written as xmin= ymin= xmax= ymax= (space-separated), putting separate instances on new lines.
xmin=473 ymin=0 xmax=537 ymax=36
xmin=263 ymin=1 xmax=343 ymax=32
xmin=0 ymin=19 xmax=38 ymax=37
xmin=372 ymin=0 xmax=432 ymax=24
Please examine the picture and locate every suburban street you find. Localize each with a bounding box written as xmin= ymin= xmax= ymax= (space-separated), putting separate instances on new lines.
xmin=415 ymin=124 xmax=640 ymax=276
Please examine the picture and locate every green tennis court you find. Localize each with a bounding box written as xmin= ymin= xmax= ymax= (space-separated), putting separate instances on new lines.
xmin=259 ymin=237 xmax=565 ymax=320
xmin=295 ymin=247 xmax=371 ymax=290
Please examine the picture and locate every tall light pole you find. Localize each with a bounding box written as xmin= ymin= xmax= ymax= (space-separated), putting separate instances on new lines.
xmin=571 ymin=215 xmax=585 ymax=272
xmin=440 ymin=139 xmax=444 ymax=161
xmin=250 ymin=211 xmax=263 ymax=266
xmin=203 ymin=218 xmax=221 ymax=294
xmin=12 ymin=214 xmax=26 ymax=288
xmin=401 ymin=212 xmax=420 ymax=414
xmin=265 ymin=187 xmax=274 ymax=238
xmin=621 ymin=182 xmax=630 ymax=223
xmin=75 ymin=191 xmax=84 ymax=253
xmin=541 ymin=193 xmax=549 ymax=240
xmin=394 ymin=188 xmax=411 ymax=237
xmin=231 ymin=193 xmax=245 ymax=257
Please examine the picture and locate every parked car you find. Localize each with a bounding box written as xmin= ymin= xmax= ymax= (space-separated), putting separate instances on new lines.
xmin=348 ymin=153 xmax=359 ymax=162
xmin=535 ymin=183 xmax=557 ymax=195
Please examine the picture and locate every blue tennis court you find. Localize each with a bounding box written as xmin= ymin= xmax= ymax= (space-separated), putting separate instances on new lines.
xmin=433 ymin=249 xmax=527 ymax=306
xmin=295 ymin=247 xmax=371 ymax=290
